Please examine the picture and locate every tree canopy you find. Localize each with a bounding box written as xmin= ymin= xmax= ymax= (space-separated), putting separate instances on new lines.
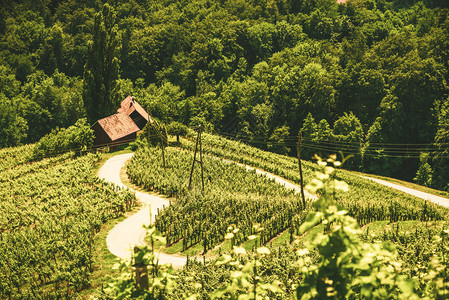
xmin=0 ymin=0 xmax=448 ymax=187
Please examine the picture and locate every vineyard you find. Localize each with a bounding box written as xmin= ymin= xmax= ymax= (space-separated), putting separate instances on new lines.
xmin=125 ymin=132 xmax=449 ymax=258
xmin=122 ymin=138 xmax=449 ymax=298
xmin=127 ymin=146 xmax=308 ymax=254
xmin=0 ymin=146 xmax=135 ymax=299
xmin=179 ymin=133 xmax=449 ymax=227
xmin=1 ymin=131 xmax=449 ymax=299
xmin=0 ymin=144 xmax=34 ymax=172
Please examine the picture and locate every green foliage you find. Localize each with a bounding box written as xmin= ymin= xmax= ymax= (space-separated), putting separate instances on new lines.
xmin=32 ymin=118 xmax=94 ymax=160
xmin=143 ymin=82 xmax=186 ymax=124
xmin=82 ymin=3 xmax=121 ymax=123
xmin=104 ymin=226 xmax=177 ymax=299
xmin=362 ymin=220 xmax=449 ymax=298
xmin=0 ymin=65 xmax=21 ymax=98
xmin=267 ymin=125 xmax=291 ymax=155
xmin=0 ymin=94 xmax=28 ymax=147
xmin=300 ymin=112 xmax=363 ymax=166
xmin=21 ymin=71 xmax=86 ymax=132
xmin=210 ymin=225 xmax=283 ymax=299
xmin=0 ymin=152 xmax=136 ymax=298
xmin=432 ymin=97 xmax=449 ymax=191
xmin=414 ymin=152 xmax=433 ymax=187
xmin=333 ymin=112 xmax=364 ymax=143
xmin=146 ymin=120 xmax=168 ymax=147
xmin=297 ymin=156 xmax=419 ymax=299
xmin=167 ymin=121 xmax=189 ymax=143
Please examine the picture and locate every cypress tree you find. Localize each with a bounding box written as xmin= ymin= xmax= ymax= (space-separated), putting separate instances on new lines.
xmin=83 ymin=3 xmax=120 ymax=123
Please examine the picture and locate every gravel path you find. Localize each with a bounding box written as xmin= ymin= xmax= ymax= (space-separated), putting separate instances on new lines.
xmin=363 ymin=176 xmax=449 ymax=208
xmin=99 ymin=153 xmax=187 ymax=267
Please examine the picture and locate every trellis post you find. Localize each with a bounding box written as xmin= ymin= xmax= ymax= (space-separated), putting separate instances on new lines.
xmin=297 ymin=132 xmax=306 ymax=209
xmin=188 ymin=125 xmax=204 ymax=191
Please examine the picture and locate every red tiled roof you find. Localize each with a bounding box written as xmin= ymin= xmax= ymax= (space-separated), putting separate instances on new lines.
xmin=118 ymin=95 xmax=152 ymax=123
xmin=97 ymin=113 xmax=140 ymax=141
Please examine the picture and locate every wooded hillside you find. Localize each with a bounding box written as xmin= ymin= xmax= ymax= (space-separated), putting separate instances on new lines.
xmin=1 ymin=0 xmax=448 ymax=188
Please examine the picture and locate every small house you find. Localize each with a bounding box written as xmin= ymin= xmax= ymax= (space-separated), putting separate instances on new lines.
xmin=117 ymin=95 xmax=152 ymax=130
xmin=92 ymin=113 xmax=140 ymax=147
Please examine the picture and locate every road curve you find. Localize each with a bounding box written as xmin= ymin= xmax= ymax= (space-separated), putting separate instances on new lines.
xmin=99 ymin=153 xmax=315 ymax=267
xmin=363 ymin=176 xmax=449 ymax=208
xmin=99 ymin=153 xmax=187 ymax=267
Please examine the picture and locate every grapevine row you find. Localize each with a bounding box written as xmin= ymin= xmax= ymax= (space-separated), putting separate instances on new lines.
xmin=0 ymin=149 xmax=135 ymax=299
xmin=180 ymin=133 xmax=449 ymax=227
xmin=127 ymin=146 xmax=306 ymax=253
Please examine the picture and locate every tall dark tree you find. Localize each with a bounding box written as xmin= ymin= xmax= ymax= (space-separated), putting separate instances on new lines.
xmin=82 ymin=3 xmax=120 ymax=123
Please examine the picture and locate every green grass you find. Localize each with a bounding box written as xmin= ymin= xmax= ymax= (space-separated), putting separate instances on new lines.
xmin=77 ymin=203 xmax=142 ymax=299
xmin=269 ymin=230 xmax=291 ymax=248
xmin=240 ymin=237 xmax=260 ymax=252
xmin=183 ymin=243 xmax=205 ymax=256
xmin=206 ymin=240 xmax=232 ymax=258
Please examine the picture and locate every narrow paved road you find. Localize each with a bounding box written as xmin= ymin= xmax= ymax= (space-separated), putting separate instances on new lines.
xmin=363 ymin=176 xmax=449 ymax=208
xmin=99 ymin=153 xmax=314 ymax=267
xmin=99 ymin=153 xmax=449 ymax=269
xmin=98 ymin=153 xmax=187 ymax=267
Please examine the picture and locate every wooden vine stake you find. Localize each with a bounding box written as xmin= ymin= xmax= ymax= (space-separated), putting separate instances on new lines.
xmin=160 ymin=130 xmax=166 ymax=170
xmin=188 ymin=125 xmax=204 ymax=191
xmin=297 ymin=132 xmax=306 ymax=209
xmin=133 ymin=246 xmax=149 ymax=291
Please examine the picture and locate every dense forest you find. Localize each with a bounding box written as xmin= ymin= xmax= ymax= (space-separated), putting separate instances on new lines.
xmin=1 ymin=0 xmax=448 ymax=188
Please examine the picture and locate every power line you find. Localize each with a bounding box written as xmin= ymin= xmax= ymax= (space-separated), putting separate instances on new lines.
xmin=211 ymin=131 xmax=449 ymax=159
xmin=216 ymin=130 xmax=449 ymax=147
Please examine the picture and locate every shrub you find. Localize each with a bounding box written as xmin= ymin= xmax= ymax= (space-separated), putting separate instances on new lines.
xmin=32 ymin=118 xmax=94 ymax=159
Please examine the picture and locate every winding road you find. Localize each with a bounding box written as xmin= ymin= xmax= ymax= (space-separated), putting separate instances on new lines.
xmin=98 ymin=153 xmax=187 ymax=267
xmin=98 ymin=152 xmax=314 ymax=267
xmin=98 ymin=152 xmax=449 ymax=268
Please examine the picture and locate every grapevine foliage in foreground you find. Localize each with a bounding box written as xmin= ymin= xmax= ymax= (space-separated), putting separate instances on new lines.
xmin=184 ymin=156 xmax=448 ymax=299
xmin=127 ymin=146 xmax=308 ymax=253
xmin=113 ymin=155 xmax=449 ymax=299
xmin=0 ymin=147 xmax=135 ymax=299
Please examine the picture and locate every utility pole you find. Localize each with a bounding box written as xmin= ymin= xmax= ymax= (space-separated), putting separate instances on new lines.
xmin=297 ymin=132 xmax=306 ymax=209
xmin=160 ymin=130 xmax=166 ymax=170
xmin=188 ymin=125 xmax=204 ymax=191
